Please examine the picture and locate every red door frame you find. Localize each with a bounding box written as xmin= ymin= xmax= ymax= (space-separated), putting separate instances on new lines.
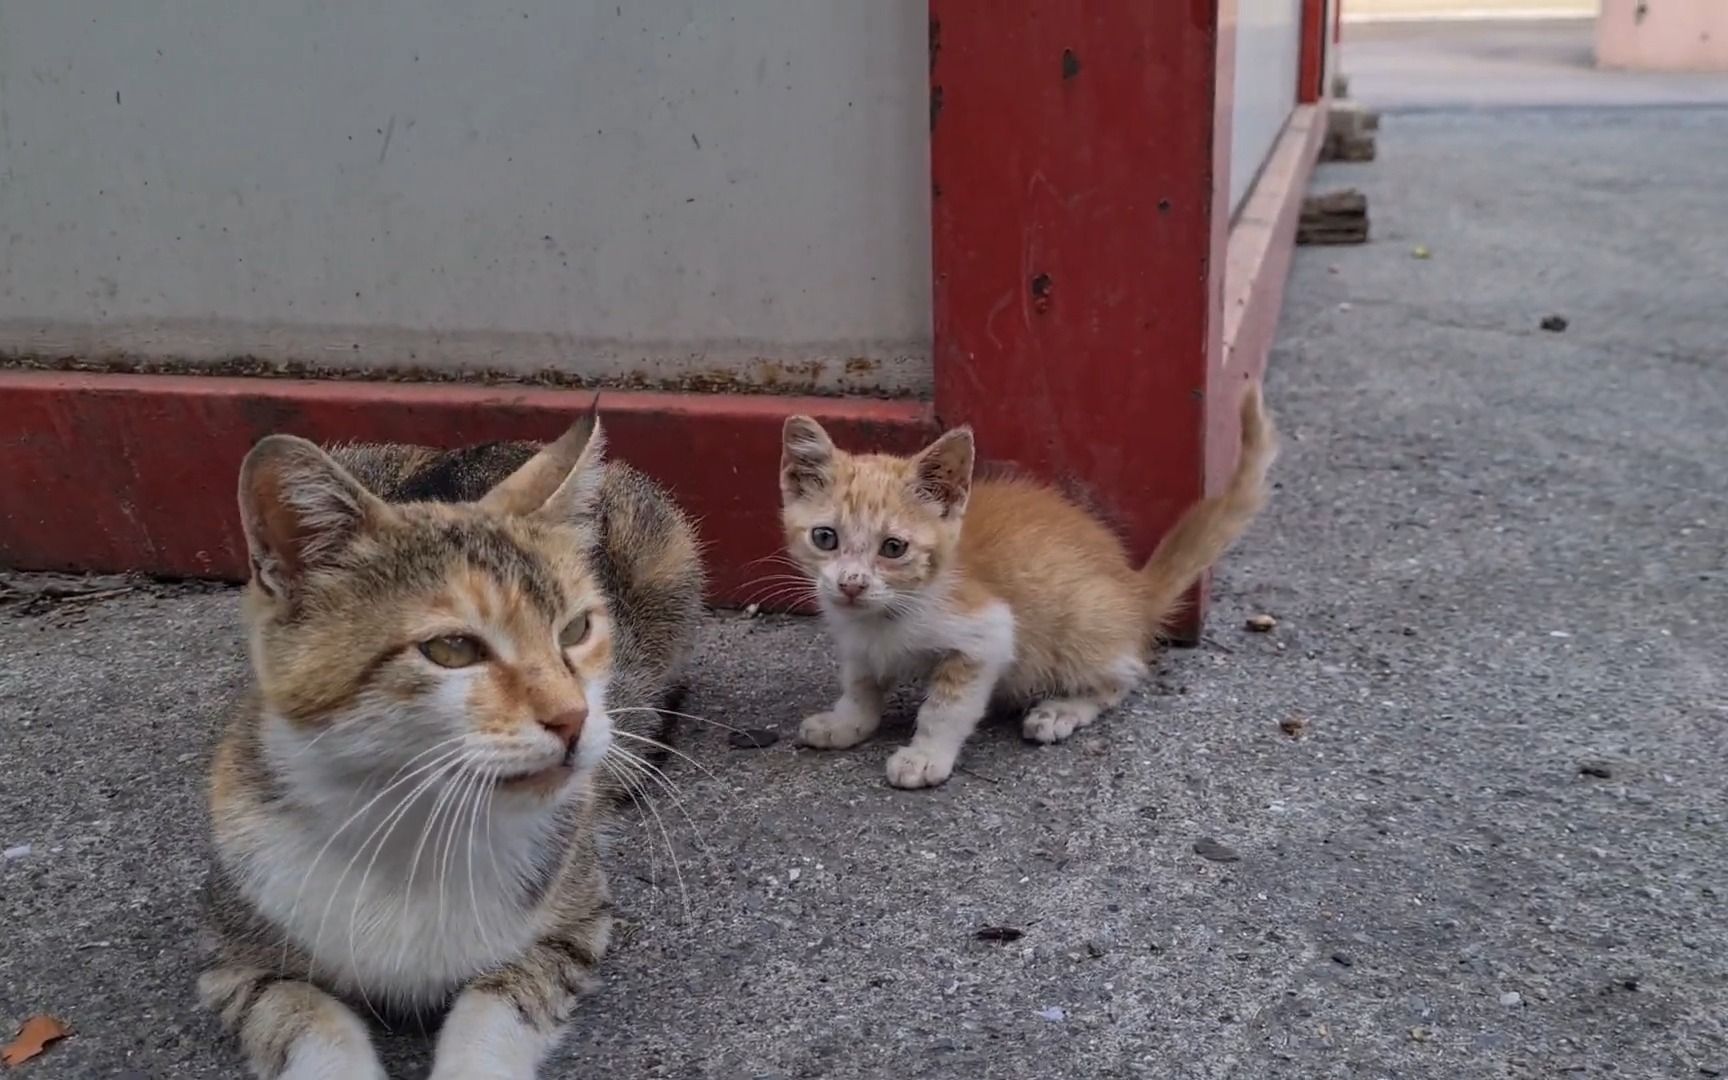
xmin=0 ymin=1 xmax=1329 ymax=628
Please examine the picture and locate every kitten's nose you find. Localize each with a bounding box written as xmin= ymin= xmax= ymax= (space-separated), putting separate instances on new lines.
xmin=837 ymin=580 xmax=866 ymax=600
xmin=540 ymin=708 xmax=587 ymax=749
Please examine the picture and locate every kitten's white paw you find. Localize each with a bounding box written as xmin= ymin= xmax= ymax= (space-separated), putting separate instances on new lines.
xmin=1022 ymin=700 xmax=1099 ymax=744
xmin=798 ymin=709 xmax=877 ymax=749
xmin=885 ymin=745 xmax=955 ymax=788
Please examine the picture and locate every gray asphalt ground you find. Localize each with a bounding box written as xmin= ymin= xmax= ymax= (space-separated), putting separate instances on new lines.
xmin=5 ymin=24 xmax=1728 ymax=1080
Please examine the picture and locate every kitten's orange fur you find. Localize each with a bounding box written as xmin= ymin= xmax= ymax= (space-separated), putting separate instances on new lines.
xmin=780 ymin=383 xmax=1277 ymax=788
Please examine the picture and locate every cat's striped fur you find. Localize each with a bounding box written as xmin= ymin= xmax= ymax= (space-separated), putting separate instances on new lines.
xmin=199 ymin=410 xmax=703 ymax=1080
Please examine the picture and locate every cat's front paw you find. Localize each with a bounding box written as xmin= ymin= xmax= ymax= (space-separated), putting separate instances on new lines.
xmin=427 ymin=1049 xmax=537 ymax=1080
xmin=798 ymin=709 xmax=878 ymax=750
xmin=885 ymin=745 xmax=955 ymax=788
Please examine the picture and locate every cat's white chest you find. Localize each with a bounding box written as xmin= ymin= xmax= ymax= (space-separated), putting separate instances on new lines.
xmin=238 ymin=800 xmax=552 ymax=1008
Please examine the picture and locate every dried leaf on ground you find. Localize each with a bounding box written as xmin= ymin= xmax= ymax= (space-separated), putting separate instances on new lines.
xmin=2 ymin=1015 xmax=72 ymax=1067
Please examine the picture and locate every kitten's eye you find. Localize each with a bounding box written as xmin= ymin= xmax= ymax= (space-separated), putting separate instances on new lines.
xmin=559 ymin=613 xmax=591 ymax=649
xmin=418 ymin=634 xmax=486 ymax=668
xmin=879 ymin=536 xmax=909 ymax=559
xmin=810 ymin=526 xmax=839 ymax=552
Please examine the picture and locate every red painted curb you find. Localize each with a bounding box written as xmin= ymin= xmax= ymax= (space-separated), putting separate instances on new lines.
xmin=0 ymin=371 xmax=935 ymax=607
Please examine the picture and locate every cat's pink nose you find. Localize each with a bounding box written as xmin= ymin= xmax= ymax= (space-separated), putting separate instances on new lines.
xmin=837 ymin=581 xmax=866 ymax=600
xmin=540 ymin=708 xmax=586 ymax=749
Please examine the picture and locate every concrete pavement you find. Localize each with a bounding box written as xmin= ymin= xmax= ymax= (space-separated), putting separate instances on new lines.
xmin=4 ymin=35 xmax=1728 ymax=1080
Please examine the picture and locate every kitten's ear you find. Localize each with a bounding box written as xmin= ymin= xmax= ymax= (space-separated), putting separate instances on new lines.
xmin=238 ymin=435 xmax=387 ymax=599
xmin=481 ymin=404 xmax=607 ymax=523
xmin=781 ymin=415 xmax=836 ymax=502
xmin=911 ymin=427 xmax=974 ymax=517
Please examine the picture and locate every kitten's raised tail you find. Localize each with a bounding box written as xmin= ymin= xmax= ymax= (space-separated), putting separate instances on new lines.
xmin=1138 ymin=381 xmax=1279 ymax=634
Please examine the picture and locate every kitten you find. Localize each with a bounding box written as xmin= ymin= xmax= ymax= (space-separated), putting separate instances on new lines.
xmin=779 ymin=383 xmax=1276 ymax=789
xmin=198 ymin=409 xmax=704 ymax=1080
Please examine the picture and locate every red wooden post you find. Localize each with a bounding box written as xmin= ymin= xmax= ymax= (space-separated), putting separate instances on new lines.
xmin=1299 ymin=0 xmax=1330 ymax=103
xmin=928 ymin=0 xmax=1233 ymax=640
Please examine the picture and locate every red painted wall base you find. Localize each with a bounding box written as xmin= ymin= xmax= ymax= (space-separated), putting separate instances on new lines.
xmin=0 ymin=371 xmax=934 ymax=606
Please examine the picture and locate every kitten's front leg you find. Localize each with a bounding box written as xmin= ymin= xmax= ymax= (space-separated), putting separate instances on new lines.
xmin=886 ymin=651 xmax=1000 ymax=789
xmin=798 ymin=651 xmax=884 ymax=750
xmin=427 ymin=916 xmax=610 ymax=1080
xmin=199 ymin=966 xmax=387 ymax=1080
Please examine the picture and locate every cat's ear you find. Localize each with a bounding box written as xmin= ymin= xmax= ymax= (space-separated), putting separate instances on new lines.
xmin=238 ymin=435 xmax=388 ymax=599
xmin=482 ymin=404 xmax=607 ymax=524
xmin=911 ymin=427 xmax=974 ymax=517
xmin=781 ymin=416 xmax=837 ymax=502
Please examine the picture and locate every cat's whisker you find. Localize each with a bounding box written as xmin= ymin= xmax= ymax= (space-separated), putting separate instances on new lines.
xmin=603 ymin=746 xmax=720 ymax=896
xmin=610 ymin=729 xmax=723 ymax=784
xmin=610 ymin=705 xmax=755 ymax=740
xmin=603 ymin=760 xmax=664 ymax=919
xmin=284 ymin=735 xmax=471 ymax=910
xmin=603 ymin=752 xmax=692 ymax=921
xmin=478 ymin=763 xmax=509 ymax=903
xmin=384 ymin=754 xmax=483 ymax=989
xmin=280 ymin=737 xmax=471 ymax=974
xmin=397 ymin=758 xmax=465 ymax=911
xmin=607 ymin=746 xmax=709 ymax=853
xmin=285 ymin=712 xmax=367 ymax=760
xmin=317 ymin=750 xmax=467 ymax=1019
xmin=434 ymin=764 xmax=485 ymax=940
xmin=449 ymin=766 xmax=494 ymax=957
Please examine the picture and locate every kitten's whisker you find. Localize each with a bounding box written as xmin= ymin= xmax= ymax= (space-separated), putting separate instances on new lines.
xmin=735 ymin=574 xmax=814 ymax=603
xmin=738 ymin=551 xmax=804 ymax=572
xmin=735 ymin=570 xmax=812 ymax=589
xmin=746 ymin=584 xmax=820 ymax=611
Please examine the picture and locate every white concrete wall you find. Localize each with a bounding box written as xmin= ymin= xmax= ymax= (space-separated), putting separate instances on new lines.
xmin=0 ymin=1 xmax=933 ymax=394
xmin=1230 ymin=0 xmax=1305 ymax=214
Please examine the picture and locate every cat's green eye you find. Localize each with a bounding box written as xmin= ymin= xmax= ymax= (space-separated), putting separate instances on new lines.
xmin=559 ymin=613 xmax=591 ymax=649
xmin=419 ymin=634 xmax=486 ymax=669
xmin=878 ymin=536 xmax=909 ymax=559
xmin=810 ymin=526 xmax=839 ymax=552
